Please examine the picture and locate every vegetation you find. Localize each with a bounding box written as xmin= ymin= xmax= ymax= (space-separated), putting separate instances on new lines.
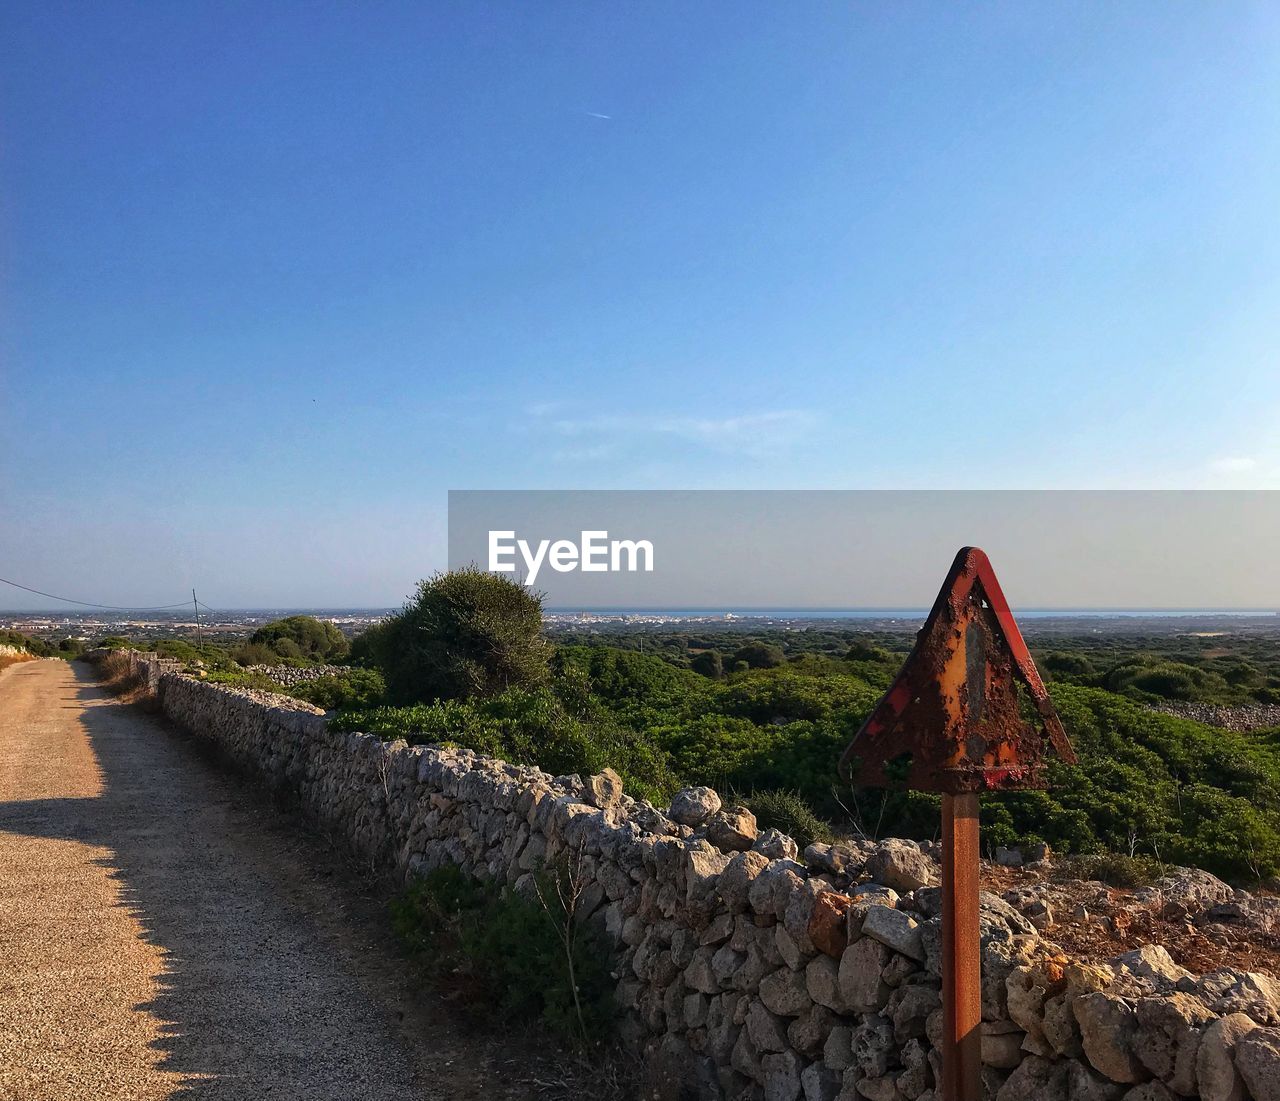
xmin=391 ymin=863 xmax=616 ymax=1049
xmin=287 ymin=669 xmax=386 ymax=710
xmin=339 ymin=591 xmax=1280 ymax=882
xmin=241 ymin=615 xmax=349 ymax=664
xmin=50 ymin=571 xmax=1280 ymax=884
xmin=353 ymin=569 xmax=551 ymax=704
xmin=1 ymin=629 xmax=90 ymax=660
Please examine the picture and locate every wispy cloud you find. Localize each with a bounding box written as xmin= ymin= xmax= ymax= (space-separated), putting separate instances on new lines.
xmin=1208 ymin=455 xmax=1258 ymax=474
xmin=531 ymin=407 xmax=818 ymax=460
xmin=584 ymin=111 xmax=612 ymax=120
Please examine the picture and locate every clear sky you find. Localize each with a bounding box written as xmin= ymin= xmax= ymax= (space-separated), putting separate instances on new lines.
xmin=2 ymin=4 xmax=1279 ymax=608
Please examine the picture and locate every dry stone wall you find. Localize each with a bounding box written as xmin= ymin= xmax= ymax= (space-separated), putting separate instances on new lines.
xmin=116 ymin=651 xmax=1280 ymax=1101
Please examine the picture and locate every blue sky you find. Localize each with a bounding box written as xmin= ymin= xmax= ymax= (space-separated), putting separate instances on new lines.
xmin=2 ymin=3 xmax=1279 ymax=608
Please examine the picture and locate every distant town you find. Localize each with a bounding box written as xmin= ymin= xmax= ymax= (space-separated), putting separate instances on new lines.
xmin=3 ymin=605 xmax=1278 ymax=646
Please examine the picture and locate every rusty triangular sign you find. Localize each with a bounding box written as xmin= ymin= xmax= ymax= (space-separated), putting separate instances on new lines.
xmin=840 ymin=546 xmax=1076 ymax=794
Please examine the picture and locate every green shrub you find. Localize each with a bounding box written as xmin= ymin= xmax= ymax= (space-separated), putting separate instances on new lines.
xmin=743 ymin=789 xmax=834 ymax=850
xmin=93 ymin=635 xmax=132 ymax=650
xmin=690 ymin=650 xmax=723 ymax=679
xmin=232 ymin=641 xmax=280 ymax=666
xmin=249 ymin=615 xmax=349 ymax=663
xmin=287 ymin=669 xmax=387 ymax=710
xmin=203 ymin=670 xmax=282 ymax=692
xmin=844 ymin=640 xmax=891 ymax=662
xmin=332 ymin=685 xmax=679 ymax=805
xmin=369 ymin=569 xmax=551 ymax=704
xmin=732 ymin=641 xmax=786 ymax=669
xmin=1059 ymin=853 xmax=1163 ymax=888
xmin=391 ymin=864 xmax=616 ymax=1049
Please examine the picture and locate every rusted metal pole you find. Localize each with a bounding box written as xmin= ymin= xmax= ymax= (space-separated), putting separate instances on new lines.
xmin=941 ymin=793 xmax=982 ymax=1101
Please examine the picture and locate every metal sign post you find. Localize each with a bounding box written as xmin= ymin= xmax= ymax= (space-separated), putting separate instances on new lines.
xmin=841 ymin=547 xmax=1075 ymax=1101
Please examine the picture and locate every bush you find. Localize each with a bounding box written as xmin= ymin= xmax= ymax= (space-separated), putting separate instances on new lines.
xmin=332 ymin=685 xmax=679 ymax=805
xmin=391 ymin=864 xmax=616 ymax=1049
xmin=743 ymin=789 xmax=834 ymax=850
xmin=1060 ymin=853 xmax=1163 ymax=888
xmin=287 ymin=669 xmax=386 ymax=710
xmin=845 ymin=640 xmax=891 ymax=662
xmin=691 ymin=650 xmax=723 ymax=679
xmin=732 ymin=641 xmax=786 ymax=669
xmin=249 ymin=615 xmax=349 ymax=663
xmin=371 ymin=568 xmax=551 ymax=704
xmin=233 ymin=641 xmax=280 ymax=666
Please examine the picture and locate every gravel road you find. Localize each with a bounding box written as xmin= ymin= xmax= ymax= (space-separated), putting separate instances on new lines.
xmin=0 ymin=659 xmax=539 ymax=1101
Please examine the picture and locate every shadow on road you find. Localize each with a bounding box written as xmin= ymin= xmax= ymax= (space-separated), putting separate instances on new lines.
xmin=0 ymin=663 xmax=509 ymax=1100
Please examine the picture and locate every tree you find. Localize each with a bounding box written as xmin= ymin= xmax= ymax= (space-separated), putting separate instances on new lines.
xmin=732 ymin=641 xmax=786 ymax=669
xmin=373 ymin=568 xmax=551 ymax=704
xmin=249 ymin=616 xmax=349 ymax=663
xmin=691 ymin=650 xmax=723 ymax=679
xmin=845 ymin=640 xmax=890 ymax=662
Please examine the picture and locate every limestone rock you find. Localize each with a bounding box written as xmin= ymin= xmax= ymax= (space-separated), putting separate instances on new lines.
xmin=755 ymin=829 xmax=801 ymax=861
xmin=776 ymin=925 xmax=805 ymax=971
xmin=806 ymin=954 xmax=849 ymax=1014
xmin=762 ymin=1049 xmax=803 ymax=1101
xmin=839 ymin=936 xmax=891 ymax=1013
xmin=760 ymin=966 xmax=812 ymax=1018
xmin=891 ymin=982 xmax=940 ymax=1044
xmin=1075 ymin=992 xmax=1149 ymax=1084
xmin=860 ymin=906 xmax=924 ymax=962
xmin=897 ymin=1038 xmax=931 ymax=1100
xmin=981 ymin=1021 xmax=1027 ymax=1069
xmin=709 ymin=806 xmax=760 ymax=852
xmin=1132 ymin=992 xmax=1214 ymax=1094
xmin=746 ymin=998 xmax=790 ymax=1054
xmin=1113 ymin=945 xmax=1192 ymax=989
xmin=584 ymin=768 xmax=623 ymax=809
xmin=801 ymin=1061 xmax=841 ymax=1101
xmin=995 ymin=846 xmax=1023 ymax=867
xmin=1119 ymin=1084 xmax=1174 ymax=1101
xmin=1195 ymin=1012 xmax=1258 ymax=1101
xmin=719 ymin=850 xmax=772 ymax=912
xmin=854 ymin=1076 xmax=897 ymax=1101
xmin=823 ymin=1024 xmax=853 ymax=1071
xmin=788 ymin=1004 xmax=833 ymax=1057
xmin=867 ymin=840 xmax=938 ymax=893
xmin=804 ymin=840 xmax=871 ymax=878
xmin=670 ymin=786 xmax=723 ymax=827
xmin=850 ymin=1014 xmax=894 ymax=1077
xmin=686 ymin=843 xmax=732 ymax=903
xmin=1234 ymin=1026 xmax=1280 ymax=1101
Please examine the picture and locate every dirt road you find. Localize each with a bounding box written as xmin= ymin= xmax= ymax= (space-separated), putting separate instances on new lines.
xmin=0 ymin=660 xmax=532 ymax=1101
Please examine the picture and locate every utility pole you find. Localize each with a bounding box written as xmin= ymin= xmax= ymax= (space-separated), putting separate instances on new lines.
xmin=193 ymin=588 xmax=202 ymax=648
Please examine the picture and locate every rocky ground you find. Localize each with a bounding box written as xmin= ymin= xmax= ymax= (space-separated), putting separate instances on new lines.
xmin=987 ymin=860 xmax=1280 ymax=980
xmin=244 ymin=663 xmax=347 ymax=686
xmin=1149 ymin=701 xmax=1280 ymax=732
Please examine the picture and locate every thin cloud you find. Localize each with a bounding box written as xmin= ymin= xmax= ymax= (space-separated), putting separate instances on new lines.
xmin=540 ymin=409 xmax=818 ymax=459
xmin=584 ymin=111 xmax=613 ymax=120
xmin=1208 ymin=456 xmax=1258 ymax=474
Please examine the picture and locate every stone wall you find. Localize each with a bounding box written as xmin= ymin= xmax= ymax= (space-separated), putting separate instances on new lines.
xmin=118 ymin=651 xmax=1280 ymax=1101
xmin=1150 ymin=701 xmax=1280 ymax=734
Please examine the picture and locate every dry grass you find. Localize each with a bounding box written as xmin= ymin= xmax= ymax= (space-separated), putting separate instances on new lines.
xmin=0 ymin=653 xmax=37 ymax=674
xmin=96 ymin=651 xmax=157 ymax=705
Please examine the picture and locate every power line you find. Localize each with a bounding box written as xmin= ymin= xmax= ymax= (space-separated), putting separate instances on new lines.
xmin=0 ymin=575 xmax=197 ymax=612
